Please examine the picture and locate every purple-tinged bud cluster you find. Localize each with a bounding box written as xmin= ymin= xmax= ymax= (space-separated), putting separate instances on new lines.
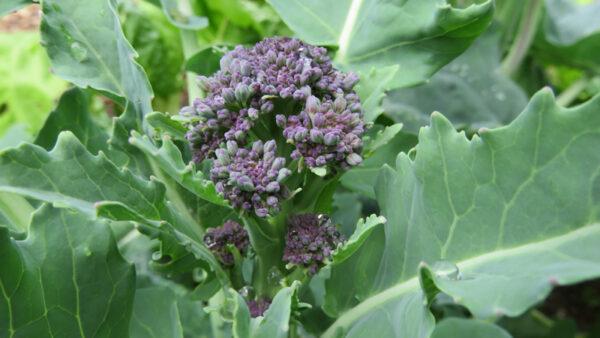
xmin=279 ymin=93 xmax=364 ymax=168
xmin=211 ymin=140 xmax=291 ymax=217
xmin=283 ymin=214 xmax=345 ymax=275
xmin=182 ymin=37 xmax=366 ymax=215
xmin=247 ymin=298 xmax=272 ymax=318
xmin=203 ymin=220 xmax=249 ymax=266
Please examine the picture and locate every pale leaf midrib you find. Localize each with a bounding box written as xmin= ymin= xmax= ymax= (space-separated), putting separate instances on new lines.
xmin=323 ymin=223 xmax=600 ymax=337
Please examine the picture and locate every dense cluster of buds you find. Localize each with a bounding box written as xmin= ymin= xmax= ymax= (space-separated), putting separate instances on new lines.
xmin=278 ymin=94 xmax=364 ymax=168
xmin=182 ymin=36 xmax=365 ymax=216
xmin=203 ymin=220 xmax=249 ymax=266
xmin=211 ymin=140 xmax=291 ymax=217
xmin=247 ymin=298 xmax=272 ymax=318
xmin=283 ymin=214 xmax=345 ymax=275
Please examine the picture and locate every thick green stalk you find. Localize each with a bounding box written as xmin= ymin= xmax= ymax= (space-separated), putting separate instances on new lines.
xmin=500 ymin=0 xmax=544 ymax=77
xmin=178 ymin=0 xmax=202 ymax=105
xmin=242 ymin=214 xmax=286 ymax=297
xmin=556 ymin=77 xmax=589 ymax=107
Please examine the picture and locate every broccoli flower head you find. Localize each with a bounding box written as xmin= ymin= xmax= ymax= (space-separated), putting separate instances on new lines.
xmin=182 ymin=37 xmax=365 ymax=217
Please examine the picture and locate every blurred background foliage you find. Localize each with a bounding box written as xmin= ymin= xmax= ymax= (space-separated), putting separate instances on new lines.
xmin=1 ymin=0 xmax=600 ymax=336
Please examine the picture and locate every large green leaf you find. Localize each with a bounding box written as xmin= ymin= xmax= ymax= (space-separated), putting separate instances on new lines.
xmin=0 ymin=132 xmax=166 ymax=223
xmin=431 ymin=318 xmax=511 ymax=338
xmin=130 ymin=287 xmax=184 ymax=338
xmin=267 ymin=0 xmax=494 ymax=88
xmin=0 ymin=205 xmax=135 ymax=337
xmin=129 ymin=131 xmax=229 ymax=207
xmin=0 ymin=131 xmax=213 ymax=257
xmin=322 ymin=90 xmax=600 ymax=337
xmin=384 ymin=30 xmax=528 ymax=133
xmin=35 ymin=88 xmax=109 ymax=155
xmin=41 ymin=0 xmax=153 ymax=121
xmin=543 ymin=0 xmax=600 ymax=46
xmin=533 ymin=0 xmax=600 ymax=73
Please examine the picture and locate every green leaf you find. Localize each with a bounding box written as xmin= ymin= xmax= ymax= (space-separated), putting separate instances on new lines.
xmin=543 ymin=0 xmax=600 ymax=46
xmin=0 ymin=205 xmax=135 ymax=337
xmin=267 ymin=0 xmax=494 ymax=88
xmin=130 ymin=287 xmax=184 ymax=338
xmin=331 ymin=214 xmax=386 ymax=265
xmin=363 ymin=123 xmax=404 ymax=156
xmin=0 ymin=132 xmax=166 ymax=222
xmin=323 ymin=90 xmax=600 ymax=337
xmin=533 ymin=0 xmax=600 ymax=73
xmin=0 ymin=192 xmax=34 ymax=234
xmin=159 ymin=0 xmax=209 ymax=30
xmin=0 ymin=0 xmax=30 ymax=16
xmin=339 ymin=130 xmax=417 ymax=199
xmin=231 ymin=283 xmax=300 ymax=338
xmin=35 ymin=88 xmax=109 ymax=155
xmin=355 ymin=65 xmax=399 ymax=122
xmin=41 ymin=0 xmax=153 ymax=121
xmin=421 ymin=223 xmax=600 ymax=318
xmin=0 ymin=124 xmax=32 ymax=150
xmin=431 ymin=318 xmax=511 ymax=338
xmin=146 ymin=111 xmax=188 ymax=141
xmin=185 ymin=44 xmax=231 ymax=76
xmin=0 ymin=32 xmax=67 ymax=135
xmin=384 ymin=30 xmax=528 ymax=133
xmin=129 ymin=131 xmax=229 ymax=207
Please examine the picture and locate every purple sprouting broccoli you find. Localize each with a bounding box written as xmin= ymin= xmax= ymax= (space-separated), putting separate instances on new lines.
xmin=182 ymin=37 xmax=365 ymax=216
xmin=211 ymin=140 xmax=291 ymax=217
xmin=283 ymin=214 xmax=345 ymax=275
xmin=247 ymin=297 xmax=272 ymax=318
xmin=204 ymin=220 xmax=249 ymax=266
xmin=279 ymin=94 xmax=364 ymax=169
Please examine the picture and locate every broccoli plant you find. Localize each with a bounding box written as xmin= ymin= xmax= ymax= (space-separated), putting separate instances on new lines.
xmin=1 ymin=0 xmax=600 ymax=337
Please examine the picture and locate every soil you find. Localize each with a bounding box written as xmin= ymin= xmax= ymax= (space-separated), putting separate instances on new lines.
xmin=0 ymin=5 xmax=41 ymax=32
xmin=541 ymin=279 xmax=600 ymax=330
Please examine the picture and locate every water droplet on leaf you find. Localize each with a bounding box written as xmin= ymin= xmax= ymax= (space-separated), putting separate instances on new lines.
xmin=70 ymin=42 xmax=88 ymax=62
xmin=432 ymin=260 xmax=460 ymax=280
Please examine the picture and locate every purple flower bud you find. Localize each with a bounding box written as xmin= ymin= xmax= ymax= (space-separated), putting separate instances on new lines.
xmin=266 ymin=196 xmax=278 ymax=206
xmin=324 ymin=133 xmax=340 ymax=146
xmin=247 ymin=298 xmax=271 ymax=318
xmin=346 ymin=153 xmax=363 ymax=166
xmin=196 ymin=76 xmax=210 ymax=91
xmin=215 ymin=148 xmax=230 ymax=164
xmin=226 ymin=141 xmax=238 ymax=155
xmin=333 ymin=96 xmax=347 ymax=113
xmin=275 ymin=114 xmax=287 ymax=128
xmin=271 ymin=157 xmax=285 ymax=171
xmin=237 ymin=175 xmax=255 ymax=192
xmin=265 ymin=181 xmax=280 ymax=193
xmin=264 ymin=140 xmax=276 ymax=153
xmin=255 ymin=208 xmax=269 ymax=218
xmin=252 ymin=140 xmax=264 ymax=155
xmin=309 ymin=129 xmax=324 ymax=143
xmin=235 ymin=83 xmax=251 ymax=104
xmin=342 ymin=72 xmax=359 ymax=90
xmin=306 ymin=96 xmax=320 ymax=114
xmin=222 ymin=88 xmax=236 ymax=104
xmin=283 ymin=214 xmax=344 ymax=275
xmin=261 ymin=101 xmax=274 ymax=113
xmin=277 ymin=168 xmax=291 ymax=182
xmin=204 ymin=220 xmax=249 ymax=266
xmin=248 ymin=108 xmax=259 ymax=120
